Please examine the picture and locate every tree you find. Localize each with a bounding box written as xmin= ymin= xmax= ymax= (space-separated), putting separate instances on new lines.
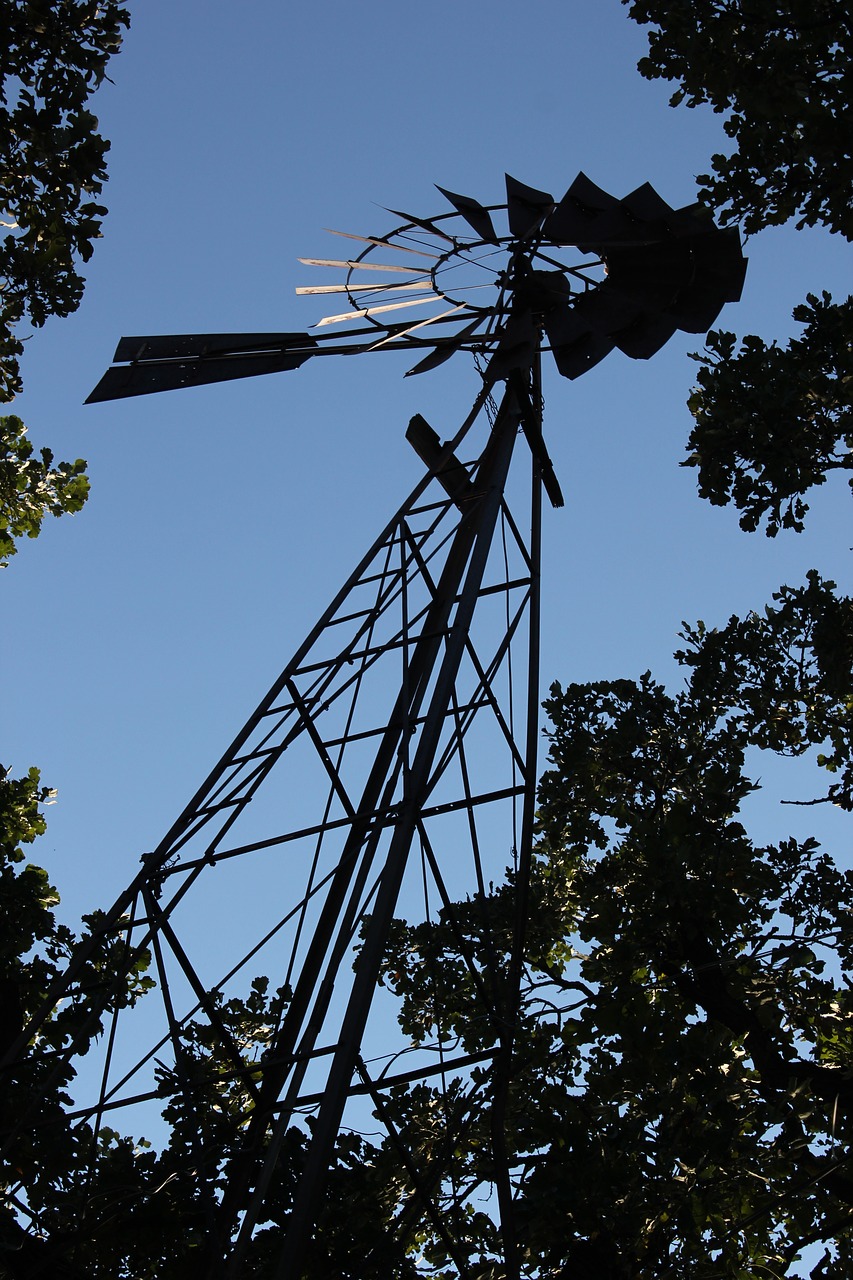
xmin=0 ymin=7 xmax=138 ymax=1271
xmin=0 ymin=763 xmax=155 ymax=1277
xmin=0 ymin=0 xmax=129 ymax=558
xmin=0 ymin=414 xmax=89 ymax=565
xmin=372 ymin=576 xmax=853 ymax=1278
xmin=0 ymin=0 xmax=130 ymax=399
xmin=682 ymin=287 xmax=852 ymax=534
xmin=623 ymin=0 xmax=852 ymax=536
xmin=11 ymin=593 xmax=843 ymax=1277
xmin=623 ymin=0 xmax=852 ymax=238
xmin=684 ymin=293 xmax=853 ymax=536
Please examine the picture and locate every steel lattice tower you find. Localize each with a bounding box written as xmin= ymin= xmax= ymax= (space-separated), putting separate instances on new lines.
xmin=1 ymin=174 xmax=745 ymax=1279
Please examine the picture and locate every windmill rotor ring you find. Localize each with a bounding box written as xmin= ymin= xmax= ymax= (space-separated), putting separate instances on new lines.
xmin=86 ymin=172 xmax=746 ymax=404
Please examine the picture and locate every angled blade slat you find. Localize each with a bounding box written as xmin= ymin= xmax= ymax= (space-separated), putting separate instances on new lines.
xmin=296 ymin=280 xmax=432 ymax=296
xmin=324 ymin=229 xmax=439 ymax=259
xmin=384 ymin=207 xmax=456 ymax=243
xmin=297 ymin=259 xmax=425 ymax=274
xmin=435 ymin=186 xmax=499 ymax=245
xmin=315 ymin=296 xmax=443 ymax=327
xmin=367 ymin=305 xmax=467 ymax=350
xmin=404 ymin=318 xmax=484 ymax=377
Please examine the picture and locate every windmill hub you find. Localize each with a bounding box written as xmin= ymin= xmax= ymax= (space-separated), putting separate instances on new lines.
xmin=512 ymin=266 xmax=573 ymax=314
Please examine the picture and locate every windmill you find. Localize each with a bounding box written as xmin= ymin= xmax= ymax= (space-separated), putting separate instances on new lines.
xmin=2 ymin=174 xmax=745 ymax=1278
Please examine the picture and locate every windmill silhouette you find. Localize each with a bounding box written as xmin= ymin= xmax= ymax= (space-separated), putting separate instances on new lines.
xmin=2 ymin=175 xmax=745 ymax=1278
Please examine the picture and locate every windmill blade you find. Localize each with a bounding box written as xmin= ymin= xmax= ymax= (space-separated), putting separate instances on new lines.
xmin=324 ymin=228 xmax=439 ymax=259
xmin=620 ymin=181 xmax=674 ymax=225
xmin=298 ymin=258 xmax=429 ymax=273
xmin=435 ymin=187 xmax=499 ymax=245
xmin=404 ymin=345 xmax=465 ymax=378
xmin=86 ymin=332 xmax=318 ymax=403
xmin=687 ymin=226 xmax=748 ymax=301
xmin=549 ymin=329 xmax=616 ymax=380
xmin=543 ymin=301 xmax=617 ymax=380
xmin=570 ymin=284 xmax=645 ymax=336
xmin=601 ymin=242 xmax=687 ymax=311
xmin=565 ymin=171 xmax=621 ymax=213
xmin=403 ymin=316 xmax=483 ymax=376
xmin=505 ymin=174 xmax=554 ymax=239
xmin=314 ymin=295 xmax=444 ymax=327
xmin=384 ymin=207 xmax=456 ymax=243
xmin=665 ymin=285 xmax=738 ymax=334
xmin=612 ymin=312 xmax=678 ymax=360
xmin=363 ymin=289 xmax=494 ymax=350
xmin=368 ymin=304 xmax=467 ymax=351
xmin=544 ymin=171 xmax=643 ymax=248
xmin=604 ymin=224 xmax=746 ymax=333
xmin=296 ymin=280 xmax=432 ymax=296
xmin=666 ymin=201 xmax=715 ymax=237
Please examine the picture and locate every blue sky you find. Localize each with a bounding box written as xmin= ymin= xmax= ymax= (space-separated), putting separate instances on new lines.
xmin=5 ymin=0 xmax=849 ymax=940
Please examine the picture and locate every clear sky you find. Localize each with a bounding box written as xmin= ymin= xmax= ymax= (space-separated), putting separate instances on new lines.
xmin=4 ymin=0 xmax=849 ymax=942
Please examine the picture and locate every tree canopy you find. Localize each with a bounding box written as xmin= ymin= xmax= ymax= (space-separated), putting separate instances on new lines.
xmin=684 ymin=294 xmax=853 ymax=536
xmin=0 ymin=413 xmax=88 ymax=564
xmin=0 ymin=0 xmax=128 ymax=559
xmin=625 ymin=0 xmax=852 ymax=538
xmin=366 ymin=575 xmax=853 ymax=1278
xmin=0 ymin=0 xmax=129 ymax=399
xmin=0 ymin=7 xmax=129 ymax=1273
xmin=624 ymin=0 xmax=852 ymax=238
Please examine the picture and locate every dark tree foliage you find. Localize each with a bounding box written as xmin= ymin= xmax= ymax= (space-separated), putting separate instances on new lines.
xmin=0 ymin=0 xmax=129 ymax=401
xmin=0 ymin=764 xmax=167 ymax=1278
xmin=0 ymin=766 xmax=412 ymax=1278
xmin=376 ymin=576 xmax=853 ymax=1278
xmin=684 ymin=293 xmax=853 ymax=535
xmin=624 ymin=0 xmax=852 ymax=239
xmin=0 ymin=1 xmax=127 ymax=557
xmin=625 ymin=0 xmax=852 ymax=536
xmin=678 ymin=573 xmax=853 ymax=810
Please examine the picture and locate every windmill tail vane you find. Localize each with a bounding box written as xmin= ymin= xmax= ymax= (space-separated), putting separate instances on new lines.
xmin=5 ymin=174 xmax=745 ymax=1279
